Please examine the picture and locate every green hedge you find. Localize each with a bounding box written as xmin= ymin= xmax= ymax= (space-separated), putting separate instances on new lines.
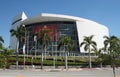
xmin=5 ymin=55 xmax=120 ymax=68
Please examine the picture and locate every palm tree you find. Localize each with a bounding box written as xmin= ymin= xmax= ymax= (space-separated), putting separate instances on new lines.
xmin=58 ymin=35 xmax=73 ymax=69
xmin=80 ymin=35 xmax=97 ymax=68
xmin=92 ymin=48 xmax=104 ymax=68
xmin=10 ymin=25 xmax=25 ymax=69
xmin=0 ymin=36 xmax=4 ymax=49
xmin=37 ymin=29 xmax=51 ymax=69
xmin=103 ymin=36 xmax=120 ymax=77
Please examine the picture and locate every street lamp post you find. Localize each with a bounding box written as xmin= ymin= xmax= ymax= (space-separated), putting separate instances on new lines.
xmin=22 ymin=24 xmax=26 ymax=69
xmin=22 ymin=25 xmax=29 ymax=57
xmin=23 ymin=44 xmax=26 ymax=69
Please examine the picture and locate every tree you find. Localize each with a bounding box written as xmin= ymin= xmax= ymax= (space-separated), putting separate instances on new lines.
xmin=58 ymin=35 xmax=73 ymax=69
xmin=80 ymin=35 xmax=97 ymax=68
xmin=103 ymin=36 xmax=120 ymax=77
xmin=10 ymin=25 xmax=25 ymax=69
xmin=37 ymin=29 xmax=51 ymax=69
xmin=0 ymin=36 xmax=4 ymax=49
xmin=0 ymin=48 xmax=14 ymax=69
xmin=92 ymin=48 xmax=104 ymax=68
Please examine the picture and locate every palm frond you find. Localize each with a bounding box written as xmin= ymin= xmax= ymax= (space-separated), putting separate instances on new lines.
xmin=0 ymin=36 xmax=4 ymax=43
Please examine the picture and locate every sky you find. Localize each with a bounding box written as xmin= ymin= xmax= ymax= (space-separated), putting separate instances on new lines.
xmin=0 ymin=0 xmax=120 ymax=47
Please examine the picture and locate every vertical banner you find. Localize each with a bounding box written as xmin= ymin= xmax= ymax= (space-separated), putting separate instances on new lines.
xmin=23 ymin=44 xmax=26 ymax=55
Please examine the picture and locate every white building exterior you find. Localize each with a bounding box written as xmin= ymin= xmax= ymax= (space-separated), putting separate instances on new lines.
xmin=10 ymin=12 xmax=27 ymax=49
xmin=10 ymin=12 xmax=109 ymax=54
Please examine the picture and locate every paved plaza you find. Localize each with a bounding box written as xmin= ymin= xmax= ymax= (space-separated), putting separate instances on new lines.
xmin=0 ymin=68 xmax=120 ymax=77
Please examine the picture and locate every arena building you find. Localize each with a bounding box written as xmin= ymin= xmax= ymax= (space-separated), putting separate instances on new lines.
xmin=10 ymin=12 xmax=109 ymax=56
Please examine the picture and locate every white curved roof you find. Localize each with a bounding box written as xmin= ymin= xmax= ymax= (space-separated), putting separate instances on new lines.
xmin=12 ymin=12 xmax=27 ymax=24
xmin=21 ymin=13 xmax=108 ymax=29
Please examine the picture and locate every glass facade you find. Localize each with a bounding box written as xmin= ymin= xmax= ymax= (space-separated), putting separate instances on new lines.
xmin=22 ymin=21 xmax=80 ymax=56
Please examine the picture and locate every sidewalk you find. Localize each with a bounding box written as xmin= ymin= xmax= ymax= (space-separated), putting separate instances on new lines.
xmin=41 ymin=67 xmax=118 ymax=72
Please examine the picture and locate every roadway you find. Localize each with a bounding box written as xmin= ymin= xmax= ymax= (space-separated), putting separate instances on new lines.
xmin=0 ymin=68 xmax=120 ymax=77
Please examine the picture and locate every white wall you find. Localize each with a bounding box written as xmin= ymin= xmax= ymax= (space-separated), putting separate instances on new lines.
xmin=76 ymin=21 xmax=109 ymax=53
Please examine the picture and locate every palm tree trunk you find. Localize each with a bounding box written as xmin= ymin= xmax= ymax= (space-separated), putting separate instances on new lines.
xmin=89 ymin=48 xmax=92 ymax=68
xmin=35 ymin=40 xmax=37 ymax=59
xmin=64 ymin=45 xmax=68 ymax=70
xmin=4 ymin=57 xmax=7 ymax=70
xmin=100 ymin=58 xmax=103 ymax=68
xmin=65 ymin=50 xmax=68 ymax=69
xmin=45 ymin=47 xmax=46 ymax=59
xmin=23 ymin=54 xmax=25 ymax=69
xmin=100 ymin=62 xmax=103 ymax=68
xmin=41 ymin=48 xmax=44 ymax=69
xmin=112 ymin=60 xmax=116 ymax=77
xmin=16 ymin=40 xmax=19 ymax=69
